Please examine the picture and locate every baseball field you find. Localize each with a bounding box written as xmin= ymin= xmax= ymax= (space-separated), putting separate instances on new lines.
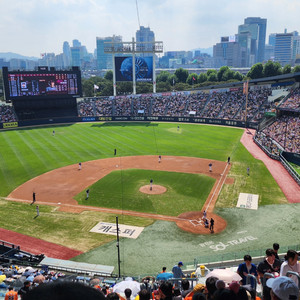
xmin=1 ymin=122 xmax=299 ymax=275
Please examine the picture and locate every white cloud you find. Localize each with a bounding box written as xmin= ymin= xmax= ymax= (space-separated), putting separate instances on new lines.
xmin=0 ymin=0 xmax=299 ymax=56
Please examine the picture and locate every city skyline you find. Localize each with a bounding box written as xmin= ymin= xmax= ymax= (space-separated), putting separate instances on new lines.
xmin=1 ymin=0 xmax=300 ymax=57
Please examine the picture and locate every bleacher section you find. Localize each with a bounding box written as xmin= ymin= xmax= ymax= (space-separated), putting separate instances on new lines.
xmin=0 ymin=104 xmax=17 ymax=123
xmin=77 ymin=87 xmax=272 ymax=123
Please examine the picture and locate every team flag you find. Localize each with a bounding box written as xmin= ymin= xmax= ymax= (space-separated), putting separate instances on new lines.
xmin=243 ymin=81 xmax=249 ymax=95
xmin=94 ymin=84 xmax=99 ymax=90
xmin=192 ymin=76 xmax=196 ymax=81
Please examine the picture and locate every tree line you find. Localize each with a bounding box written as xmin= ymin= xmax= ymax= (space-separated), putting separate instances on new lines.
xmin=1 ymin=62 xmax=300 ymax=101
xmin=82 ymin=62 xmax=300 ymax=97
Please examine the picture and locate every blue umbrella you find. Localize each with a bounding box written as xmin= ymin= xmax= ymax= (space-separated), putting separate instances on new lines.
xmin=27 ymin=275 xmax=34 ymax=282
xmin=156 ymin=272 xmax=173 ymax=281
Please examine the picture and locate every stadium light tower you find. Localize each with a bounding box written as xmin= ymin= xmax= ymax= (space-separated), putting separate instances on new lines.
xmin=104 ymin=37 xmax=163 ymax=96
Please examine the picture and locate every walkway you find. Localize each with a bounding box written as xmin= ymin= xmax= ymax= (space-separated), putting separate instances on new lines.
xmin=241 ymin=129 xmax=300 ymax=203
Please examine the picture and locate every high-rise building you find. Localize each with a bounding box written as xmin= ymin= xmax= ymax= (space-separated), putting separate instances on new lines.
xmin=274 ymin=31 xmax=298 ymax=66
xmin=237 ymin=32 xmax=252 ymax=67
xmin=269 ymin=34 xmax=276 ymax=47
xmin=136 ymin=26 xmax=155 ymax=51
xmin=213 ymin=37 xmax=242 ymax=67
xmin=72 ymin=39 xmax=81 ymax=47
xmin=238 ymin=23 xmax=259 ymax=65
xmin=244 ymin=17 xmax=267 ymax=63
xmin=96 ymin=35 xmax=122 ymax=70
xmin=71 ymin=47 xmax=81 ymax=67
xmin=63 ymin=41 xmax=71 ymax=67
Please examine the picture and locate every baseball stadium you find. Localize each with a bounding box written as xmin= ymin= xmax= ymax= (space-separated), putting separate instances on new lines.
xmin=0 ymin=66 xmax=300 ymax=298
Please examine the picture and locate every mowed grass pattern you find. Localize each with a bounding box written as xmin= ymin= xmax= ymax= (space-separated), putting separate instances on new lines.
xmin=75 ymin=169 xmax=215 ymax=216
xmin=0 ymin=122 xmax=286 ymax=207
xmin=0 ymin=122 xmax=241 ymax=197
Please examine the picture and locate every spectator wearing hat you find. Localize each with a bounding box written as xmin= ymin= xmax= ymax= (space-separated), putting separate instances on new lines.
xmin=266 ymin=276 xmax=299 ymax=300
xmin=172 ymin=262 xmax=185 ymax=286
xmin=184 ymin=283 xmax=206 ymax=300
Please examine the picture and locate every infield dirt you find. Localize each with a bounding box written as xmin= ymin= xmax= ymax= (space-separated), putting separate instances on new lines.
xmin=8 ymin=155 xmax=231 ymax=235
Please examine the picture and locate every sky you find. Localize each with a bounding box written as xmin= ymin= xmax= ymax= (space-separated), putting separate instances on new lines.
xmin=0 ymin=0 xmax=300 ymax=58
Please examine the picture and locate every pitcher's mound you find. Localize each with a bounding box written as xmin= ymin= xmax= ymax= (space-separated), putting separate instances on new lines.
xmin=139 ymin=185 xmax=167 ymax=195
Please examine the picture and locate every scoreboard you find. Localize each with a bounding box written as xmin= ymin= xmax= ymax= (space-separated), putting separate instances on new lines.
xmin=2 ymin=67 xmax=82 ymax=100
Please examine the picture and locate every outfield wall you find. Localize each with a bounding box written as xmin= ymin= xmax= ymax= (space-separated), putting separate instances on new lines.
xmin=0 ymin=115 xmax=258 ymax=130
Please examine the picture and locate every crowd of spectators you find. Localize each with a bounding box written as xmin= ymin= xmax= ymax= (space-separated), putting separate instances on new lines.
xmin=78 ymin=99 xmax=95 ymax=117
xmin=0 ymin=104 xmax=17 ymax=123
xmin=77 ymin=87 xmax=272 ymax=123
xmin=255 ymin=132 xmax=282 ymax=156
xmin=132 ymin=97 xmax=151 ymax=116
xmin=236 ymin=88 xmax=272 ymax=121
xmin=165 ymin=94 xmax=187 ymax=117
xmin=218 ymin=91 xmax=245 ymax=120
xmin=199 ymin=92 xmax=228 ymax=118
xmin=114 ymin=98 xmax=132 ymax=116
xmin=262 ymin=116 xmax=300 ymax=153
xmin=184 ymin=93 xmax=209 ymax=117
xmin=1 ymin=245 xmax=299 ymax=300
xmin=94 ymin=98 xmax=113 ymax=116
xmin=280 ymin=88 xmax=300 ymax=111
xmin=152 ymin=96 xmax=169 ymax=116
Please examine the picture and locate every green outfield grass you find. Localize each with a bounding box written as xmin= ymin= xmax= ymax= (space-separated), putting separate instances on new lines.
xmin=0 ymin=122 xmax=286 ymax=207
xmin=290 ymin=162 xmax=300 ymax=175
xmin=75 ymin=169 xmax=215 ymax=216
xmin=0 ymin=199 xmax=153 ymax=252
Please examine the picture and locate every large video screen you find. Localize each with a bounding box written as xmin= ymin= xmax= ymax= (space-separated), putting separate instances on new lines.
xmin=115 ymin=56 xmax=153 ymax=82
xmin=2 ymin=67 xmax=82 ymax=100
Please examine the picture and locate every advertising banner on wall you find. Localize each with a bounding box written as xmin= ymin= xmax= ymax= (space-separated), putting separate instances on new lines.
xmin=115 ymin=56 xmax=153 ymax=82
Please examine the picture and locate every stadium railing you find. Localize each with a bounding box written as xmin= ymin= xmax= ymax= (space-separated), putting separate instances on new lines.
xmin=188 ymin=244 xmax=300 ymax=270
xmin=280 ymin=154 xmax=300 ymax=185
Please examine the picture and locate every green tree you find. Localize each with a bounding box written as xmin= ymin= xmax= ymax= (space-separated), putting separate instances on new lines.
xmin=233 ymin=71 xmax=243 ymax=81
xmin=186 ymin=73 xmax=198 ymax=85
xmin=207 ymin=72 xmax=217 ymax=82
xmin=136 ymin=82 xmax=152 ymax=94
xmin=217 ymin=66 xmax=230 ymax=81
xmin=100 ymin=82 xmax=113 ymax=96
xmin=206 ymin=69 xmax=217 ymax=76
xmin=247 ymin=63 xmax=263 ymax=79
xmin=263 ymin=61 xmax=282 ymax=77
xmin=198 ymin=73 xmax=208 ymax=83
xmin=282 ymin=64 xmax=291 ymax=74
xmin=174 ymin=68 xmax=189 ymax=83
xmin=117 ymin=82 xmax=132 ymax=95
xmin=175 ymin=82 xmax=190 ymax=91
xmin=104 ymin=70 xmax=113 ymax=81
xmin=156 ymin=81 xmax=171 ymax=92
xmin=293 ymin=65 xmax=300 ymax=73
xmin=157 ymin=71 xmax=171 ymax=82
xmin=221 ymin=69 xmax=234 ymax=81
xmin=167 ymin=75 xmax=178 ymax=86
xmin=82 ymin=79 xmax=94 ymax=97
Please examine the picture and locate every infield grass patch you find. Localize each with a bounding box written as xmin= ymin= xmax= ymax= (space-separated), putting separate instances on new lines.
xmin=75 ymin=169 xmax=215 ymax=216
